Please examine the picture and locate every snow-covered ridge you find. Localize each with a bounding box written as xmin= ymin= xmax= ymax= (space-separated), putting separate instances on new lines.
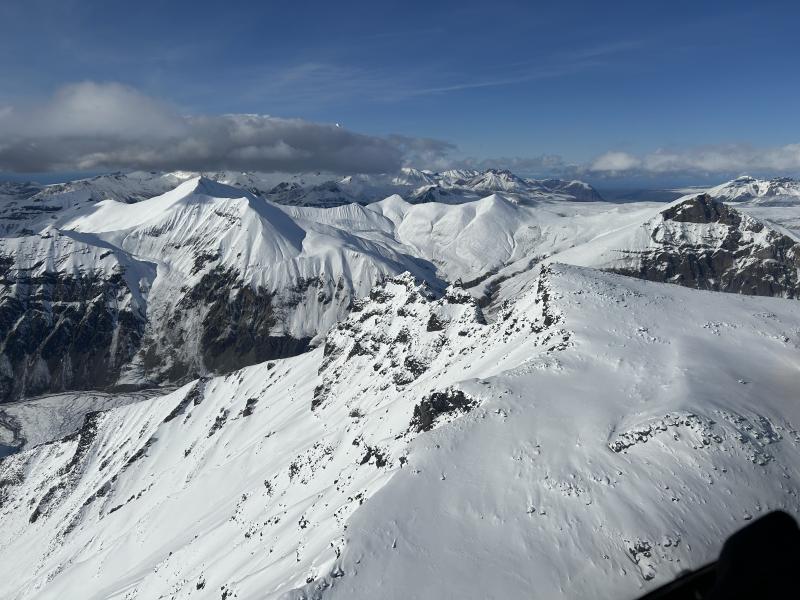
xmin=0 ymin=170 xmax=651 ymax=401
xmin=0 ymin=168 xmax=604 ymax=237
xmin=703 ymin=175 xmax=800 ymax=204
xmin=1 ymin=264 xmax=799 ymax=599
xmin=2 ymin=172 xmax=799 ymax=402
xmin=0 ymin=267 xmax=565 ymax=598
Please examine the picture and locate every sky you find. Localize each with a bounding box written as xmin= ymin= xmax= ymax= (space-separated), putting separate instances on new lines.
xmin=1 ymin=0 xmax=800 ymax=185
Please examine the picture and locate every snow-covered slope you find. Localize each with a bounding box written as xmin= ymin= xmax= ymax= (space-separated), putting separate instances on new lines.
xmin=0 ymin=177 xmax=454 ymax=400
xmin=1 ymin=264 xmax=798 ymax=599
xmin=0 ymin=389 xmax=167 ymax=453
xmin=0 ymin=171 xmax=339 ymax=236
xmin=700 ymin=176 xmax=800 ymax=241
xmin=364 ymin=193 xmax=654 ymax=284
xmin=62 ymin=178 xmax=439 ymax=382
xmin=0 ymin=172 xmax=197 ymax=236
xmin=538 ymin=177 xmax=605 ymax=202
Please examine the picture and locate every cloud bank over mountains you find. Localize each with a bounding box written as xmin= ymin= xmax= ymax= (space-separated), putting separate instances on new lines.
xmin=0 ymin=82 xmax=434 ymax=174
xmin=2 ymin=82 xmax=800 ymax=181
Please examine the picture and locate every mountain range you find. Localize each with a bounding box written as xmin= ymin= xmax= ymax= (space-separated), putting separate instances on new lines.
xmin=0 ymin=170 xmax=798 ymax=599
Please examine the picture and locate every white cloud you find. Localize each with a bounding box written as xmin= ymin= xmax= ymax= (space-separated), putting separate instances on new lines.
xmin=590 ymin=151 xmax=641 ymax=172
xmin=589 ymin=145 xmax=800 ymax=178
xmin=4 ymin=81 xmax=800 ymax=182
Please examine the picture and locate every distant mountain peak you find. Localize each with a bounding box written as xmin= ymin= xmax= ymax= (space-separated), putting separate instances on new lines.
xmin=706 ymin=175 xmax=800 ymax=203
xmin=181 ymin=175 xmax=251 ymax=199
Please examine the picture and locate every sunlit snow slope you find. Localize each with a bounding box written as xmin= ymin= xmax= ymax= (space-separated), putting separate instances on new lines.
xmin=1 ymin=264 xmax=798 ymax=599
xmin=0 ymin=173 xmax=650 ymax=401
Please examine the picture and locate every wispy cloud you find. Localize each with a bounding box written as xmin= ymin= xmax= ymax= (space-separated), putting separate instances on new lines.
xmin=590 ymin=151 xmax=642 ymax=172
xmin=224 ymin=38 xmax=645 ymax=109
xmin=589 ymin=145 xmax=800 ymax=176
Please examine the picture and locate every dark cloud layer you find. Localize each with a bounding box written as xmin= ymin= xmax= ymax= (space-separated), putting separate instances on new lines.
xmin=2 ymin=82 xmax=800 ymax=182
xmin=0 ymin=82 xmax=448 ymax=174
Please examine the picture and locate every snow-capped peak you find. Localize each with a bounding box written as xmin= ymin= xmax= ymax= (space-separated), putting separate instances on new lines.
xmin=705 ymin=175 xmax=800 ymax=203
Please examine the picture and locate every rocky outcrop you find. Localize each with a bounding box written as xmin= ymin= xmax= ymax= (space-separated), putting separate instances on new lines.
xmin=0 ymin=270 xmax=146 ymax=403
xmin=608 ymin=195 xmax=800 ymax=298
xmin=143 ymin=267 xmax=312 ymax=382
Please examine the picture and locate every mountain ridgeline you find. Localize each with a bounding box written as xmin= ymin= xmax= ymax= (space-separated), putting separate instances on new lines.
xmin=0 ymin=169 xmax=799 ymax=600
xmin=0 ymin=172 xmax=798 ymax=402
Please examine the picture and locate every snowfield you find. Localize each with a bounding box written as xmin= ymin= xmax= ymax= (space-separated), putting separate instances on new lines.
xmin=1 ymin=264 xmax=799 ymax=599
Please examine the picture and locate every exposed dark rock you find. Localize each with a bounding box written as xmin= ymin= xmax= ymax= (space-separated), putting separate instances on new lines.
xmin=166 ymin=266 xmax=311 ymax=379
xmin=191 ymin=252 xmax=220 ymax=275
xmin=162 ymin=379 xmax=206 ymax=423
xmin=402 ymin=355 xmax=429 ymax=380
xmin=359 ymin=445 xmax=388 ymax=468
xmin=609 ymin=195 xmax=800 ymax=299
xmin=661 ymin=194 xmax=741 ymax=226
xmin=410 ymin=388 xmax=478 ymax=433
xmin=123 ymin=436 xmax=157 ymax=469
xmin=241 ymin=397 xmax=258 ymax=417
xmin=426 ymin=313 xmax=446 ymax=332
xmin=0 ymin=270 xmax=146 ymax=403
xmin=61 ymin=411 xmax=103 ymax=476
xmin=29 ymin=483 xmax=61 ymax=523
xmin=207 ymin=409 xmax=229 ymax=437
xmin=311 ymin=382 xmax=331 ymax=411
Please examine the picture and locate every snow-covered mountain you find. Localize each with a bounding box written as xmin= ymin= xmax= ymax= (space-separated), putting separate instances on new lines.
xmin=2 ymin=170 xmax=799 ymax=403
xmin=1 ymin=165 xmax=800 ymax=599
xmin=1 ymin=264 xmax=799 ymax=599
xmin=0 ymin=177 xmax=443 ymax=401
xmin=705 ymin=175 xmax=800 ymax=204
xmin=555 ymin=193 xmax=800 ymax=298
xmin=335 ymin=168 xmax=605 ymax=206
xmin=0 ymin=168 xmax=605 ymax=237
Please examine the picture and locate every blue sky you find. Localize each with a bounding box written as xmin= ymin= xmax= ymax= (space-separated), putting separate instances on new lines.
xmin=1 ymin=0 xmax=799 ymax=184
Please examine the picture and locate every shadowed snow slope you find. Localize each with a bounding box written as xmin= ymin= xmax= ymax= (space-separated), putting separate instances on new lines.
xmin=1 ymin=264 xmax=799 ymax=599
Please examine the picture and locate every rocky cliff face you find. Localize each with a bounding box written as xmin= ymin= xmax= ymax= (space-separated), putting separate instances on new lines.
xmin=607 ymin=194 xmax=800 ymax=298
xmin=0 ymin=236 xmax=146 ymax=402
xmin=134 ymin=266 xmax=314 ymax=385
xmin=0 ymin=178 xmax=442 ymax=402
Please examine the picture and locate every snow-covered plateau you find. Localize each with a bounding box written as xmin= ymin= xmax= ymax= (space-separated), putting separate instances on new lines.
xmin=0 ymin=170 xmax=799 ymax=599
